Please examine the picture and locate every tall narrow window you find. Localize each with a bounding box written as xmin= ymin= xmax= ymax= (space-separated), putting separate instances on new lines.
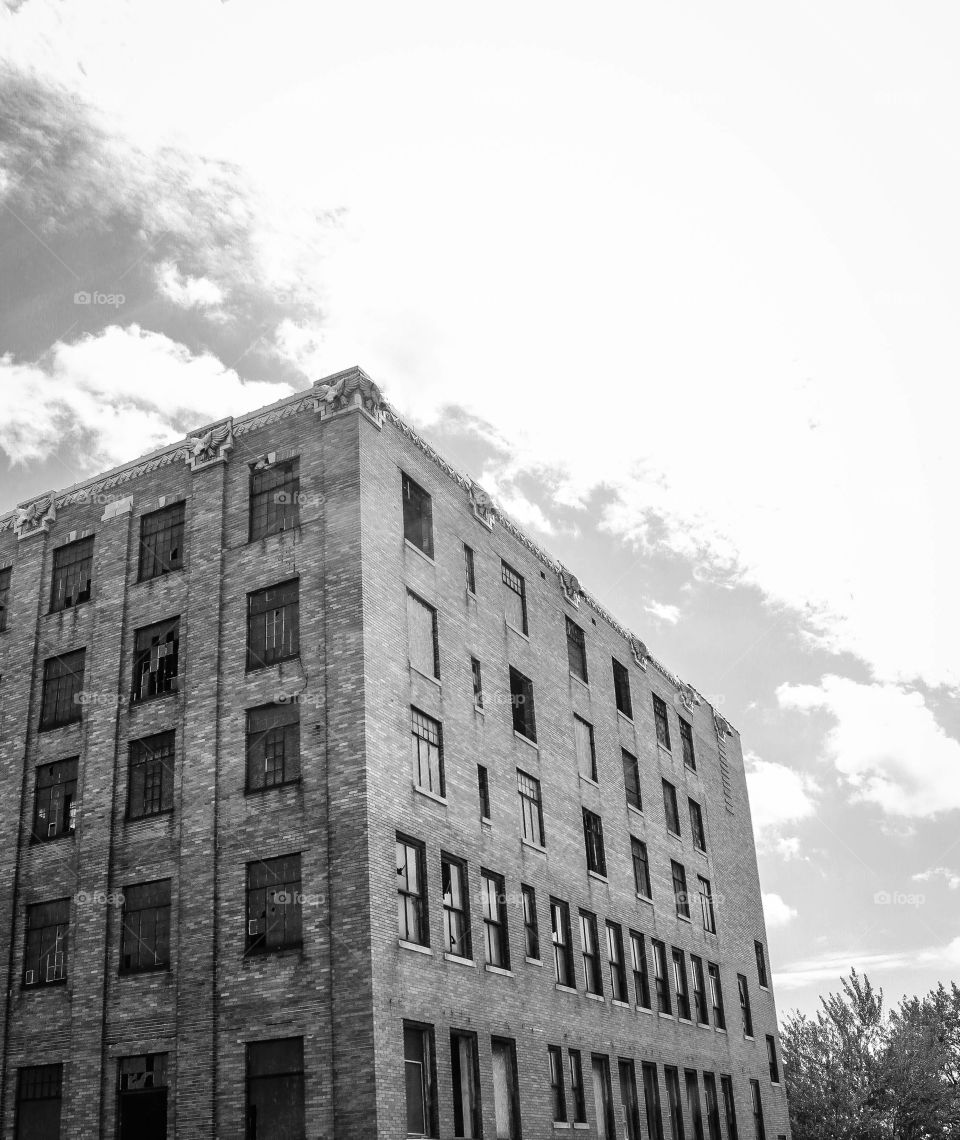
xmin=708 ymin=963 xmax=726 ymax=1029
xmin=574 ymin=715 xmax=597 ymax=782
xmin=582 ymin=809 xmax=606 ymax=876
xmin=642 ymin=1062 xmax=665 ymax=1140
xmin=579 ymin=910 xmax=602 ymax=995
xmin=120 ymin=880 xmax=171 ymax=972
xmin=23 ymin=899 xmax=69 ymax=986
xmin=698 ymin=876 xmax=717 ymax=934
xmin=491 ymin=1038 xmax=521 ymax=1140
xmin=685 ymin=1070 xmax=705 ymax=1140
xmin=246 ymin=703 xmax=300 ymax=790
xmin=631 ymin=837 xmax=652 ymax=898
xmin=703 ymin=1073 xmax=722 ymax=1140
xmin=517 ymin=770 xmax=544 ymax=847
xmin=404 ymin=1023 xmax=438 ymax=1138
xmin=665 ymin=1067 xmax=685 ymax=1140
xmin=463 ymin=543 xmax=477 ymax=594
xmin=750 ymin=1079 xmax=766 ymax=1140
xmin=478 ymin=765 xmax=491 ymax=821
xmin=618 ymin=1058 xmax=642 ymax=1140
xmin=522 ymin=884 xmax=540 ymax=960
xmin=49 ymin=535 xmax=93 ymax=612
xmin=131 ymin=617 xmax=180 ymax=702
xmin=246 ymin=1038 xmax=304 ymax=1140
xmin=566 ymin=616 xmax=588 ymax=682
xmin=441 ymin=854 xmax=471 ymax=959
xmin=679 ymin=716 xmax=696 ymax=769
xmin=606 ymin=921 xmax=627 ymax=1002
xmin=471 ymin=657 xmax=484 ymax=709
xmin=481 ymin=870 xmax=509 ymax=969
xmin=501 ymin=560 xmax=527 ymax=633
xmin=397 ymin=835 xmax=428 ymax=946
xmin=39 ymin=650 xmax=85 ymax=730
xmin=247 ymin=580 xmax=299 ymax=670
xmin=591 ymin=1055 xmax=615 ymax=1140
xmin=411 ymin=707 xmax=444 ymax=797
xmin=138 ymin=501 xmax=185 ymax=580
xmin=0 ymin=565 xmax=11 ymax=631
xmin=402 ymin=474 xmax=434 ymax=559
xmin=766 ymin=1035 xmax=780 ymax=1084
xmin=721 ymin=1075 xmax=739 ymax=1140
xmin=672 ymin=861 xmax=691 ymax=920
xmin=407 ymin=591 xmax=439 ymax=679
xmin=548 ymin=1045 xmax=567 ymax=1124
xmin=569 ymin=1050 xmax=587 ymax=1124
xmin=246 ymin=854 xmax=302 ymax=954
xmin=128 ymin=731 xmax=175 ymax=819
xmin=509 ymin=667 xmax=536 ymax=740
xmin=652 ymin=693 xmax=671 ymax=749
xmin=16 ymin=1064 xmax=63 ymax=1138
xmin=450 ymin=1031 xmax=482 ymax=1139
xmin=32 ymin=758 xmax=78 ymax=841
xmin=630 ymin=931 xmax=651 ymax=1008
xmin=691 ymin=955 xmax=710 ymax=1024
xmin=612 ymin=657 xmax=633 ymax=718
xmin=672 ymin=947 xmax=691 ymax=1020
xmin=249 ymin=458 xmax=300 ymax=541
xmin=738 ymin=973 xmax=754 ymax=1037
xmin=652 ymin=939 xmax=671 ymax=1014
xmin=118 ymin=1054 xmax=168 ymax=1139
xmin=689 ymin=798 xmax=707 ymax=852
xmin=662 ymin=779 xmax=681 ymax=835
xmin=622 ymin=749 xmax=642 ymax=810
xmin=551 ymin=898 xmax=575 ymax=987
xmin=755 ymin=939 xmax=769 ymax=988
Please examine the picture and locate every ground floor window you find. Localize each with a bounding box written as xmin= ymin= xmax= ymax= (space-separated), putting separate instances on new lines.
xmin=404 ymin=1022 xmax=437 ymax=1138
xmin=16 ymin=1064 xmax=62 ymax=1139
xmin=491 ymin=1037 xmax=521 ymax=1139
xmin=117 ymin=1054 xmax=167 ymax=1140
xmin=246 ymin=1037 xmax=305 ymax=1140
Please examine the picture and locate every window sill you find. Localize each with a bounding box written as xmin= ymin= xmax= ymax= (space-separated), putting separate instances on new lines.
xmin=513 ymin=730 xmax=539 ymax=749
xmin=443 ymin=952 xmax=476 ymax=968
xmin=408 ymin=662 xmax=442 ymax=688
xmin=404 ymin=539 xmax=436 ymax=566
xmin=715 ymin=1026 xmax=727 ymax=1035
xmin=697 ymin=1020 xmax=712 ymax=1030
xmin=657 ymin=742 xmax=673 ymax=759
xmin=666 ymin=828 xmax=682 ymax=841
xmin=770 ymin=1079 xmax=781 ymax=1086
xmin=38 ymin=719 xmax=82 ymax=734
xmin=676 ymin=914 xmax=692 ymax=925
xmin=627 ymin=803 xmax=644 ymax=820
xmin=587 ymin=870 xmax=609 ymax=884
xmin=245 ymin=655 xmax=300 ymax=675
xmin=658 ymin=1012 xmax=675 ymax=1021
xmin=585 ymin=991 xmax=604 ymax=1003
xmin=130 ymin=689 xmax=180 ymax=708
xmin=480 ymin=816 xmax=493 ymax=829
xmin=484 ymin=964 xmax=513 ymax=977
xmin=244 ymin=779 xmax=302 ymax=797
xmin=21 ymin=978 xmax=67 ymax=991
xmin=744 ymin=1034 xmax=755 ymax=1042
xmin=694 ymin=845 xmax=708 ymax=857
xmin=553 ymin=1124 xmax=572 ymax=1131
xmin=759 ymin=984 xmax=770 ymax=992
xmin=119 ymin=963 xmax=171 ymax=977
xmin=612 ymin=999 xmax=631 ymax=1009
xmin=473 ymin=704 xmax=485 ymax=715
xmin=678 ymin=1017 xmax=693 ymax=1026
xmin=520 ymin=837 xmax=547 ymax=856
xmin=574 ymin=1125 xmax=590 ymax=1131
xmin=636 ymin=1004 xmax=653 ymax=1015
xmin=617 ymin=710 xmax=635 ymax=726
xmin=683 ymin=761 xmax=698 ymax=775
xmin=555 ymin=983 xmax=577 ymax=994
xmin=504 ymin=621 xmax=530 ymax=641
xmin=579 ymin=774 xmax=600 ymax=789
xmin=126 ymin=808 xmax=174 ymax=825
xmin=29 ymin=833 xmax=75 ymax=846
xmin=398 ymin=940 xmax=433 ymax=957
xmin=412 ymin=784 xmax=447 ymax=807
xmin=525 ymin=956 xmax=542 ymax=967
xmin=636 ymin=892 xmax=653 ymax=905
xmin=569 ymin=672 xmax=590 ymax=691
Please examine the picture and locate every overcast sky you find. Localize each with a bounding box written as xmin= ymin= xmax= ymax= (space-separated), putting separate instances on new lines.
xmin=2 ymin=0 xmax=958 ymax=1018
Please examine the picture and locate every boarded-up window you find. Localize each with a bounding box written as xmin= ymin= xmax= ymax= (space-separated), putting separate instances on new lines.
xmin=407 ymin=592 xmax=439 ymax=678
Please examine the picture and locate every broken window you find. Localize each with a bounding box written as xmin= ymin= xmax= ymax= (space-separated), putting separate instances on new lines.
xmin=246 ymin=854 xmax=302 ymax=954
xmin=699 ymin=876 xmax=717 ymax=934
xmin=652 ymin=693 xmax=671 ymax=749
xmin=411 ymin=707 xmax=444 ymax=797
xmin=517 ymin=770 xmax=544 ymax=847
xmin=246 ymin=1038 xmax=305 ymax=1140
xmin=632 ymin=837 xmax=652 ymax=898
xmin=663 ymin=779 xmax=681 ymax=836
xmin=566 ymin=616 xmax=588 ymax=682
xmin=630 ymin=930 xmax=651 ymax=1008
xmin=128 ymin=731 xmax=175 ymax=819
xmin=463 ymin=543 xmax=476 ymax=594
xmin=32 ymin=758 xmax=78 ymax=842
xmin=450 ymin=1031 xmax=482 ymax=1138
xmin=751 ymin=1079 xmax=766 ymax=1139
xmin=247 ymin=580 xmax=299 ymax=670
xmin=397 ymin=835 xmax=428 ymax=946
xmin=24 ymin=899 xmax=69 ymax=986
xmin=39 ymin=650 xmax=85 ymax=731
xmin=738 ymin=973 xmax=754 ymax=1037
xmin=131 ymin=617 xmax=180 ymax=702
xmin=49 ymin=536 xmax=93 ymax=612
xmin=501 ymin=560 xmax=527 ymax=633
xmin=402 ymin=473 xmax=434 ymax=559
xmin=690 ymin=797 xmax=707 ymax=852
xmin=249 ymin=458 xmax=300 ymax=541
xmin=652 ymin=939 xmax=671 ymax=1014
xmin=569 ymin=1050 xmax=587 ymax=1124
xmin=574 ymin=715 xmax=596 ymax=782
xmin=606 ymin=921 xmax=627 ymax=1002
xmin=117 ymin=1054 xmax=168 ymax=1140
xmin=121 ymin=880 xmax=171 ymax=973
xmin=522 ymin=884 xmax=539 ymax=960
xmin=0 ymin=566 xmax=11 ymax=631
xmin=138 ymin=501 xmax=185 ymax=581
xmin=481 ymin=870 xmax=509 ymax=969
xmin=404 ymin=1023 xmax=438 ymax=1138
xmin=709 ymin=963 xmax=726 ymax=1028
xmin=441 ymin=854 xmax=471 ymax=959
xmin=622 ymin=749 xmax=642 ymax=810
xmin=680 ymin=716 xmax=696 ymax=769
xmin=672 ymin=947 xmax=691 ymax=1019
xmin=477 ymin=765 xmax=490 ymax=820
xmin=471 ymin=657 xmax=483 ymax=709
xmin=509 ymin=667 xmax=536 ymax=741
xmin=551 ymin=898 xmax=574 ymax=986
xmin=16 ymin=1063 xmax=63 ymax=1139
xmin=548 ymin=1045 xmax=567 ymax=1123
xmin=692 ymin=954 xmax=710 ymax=1024
xmin=246 ymin=703 xmax=300 ymax=791
xmin=672 ymin=861 xmax=691 ymax=920
xmin=755 ymin=939 xmax=769 ymax=988
xmin=612 ymin=656 xmax=633 ymax=718
xmin=407 ymin=591 xmax=439 ymax=678
xmin=579 ymin=909 xmax=602 ymax=995
xmin=582 ymin=808 xmax=606 ymax=877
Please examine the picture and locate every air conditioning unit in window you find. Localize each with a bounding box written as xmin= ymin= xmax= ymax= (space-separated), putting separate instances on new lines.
xmin=47 ymin=954 xmax=64 ymax=982
xmin=24 ymin=970 xmax=34 ymax=986
xmin=47 ymin=822 xmax=57 ymax=838
xmin=248 ymin=919 xmax=263 ymax=937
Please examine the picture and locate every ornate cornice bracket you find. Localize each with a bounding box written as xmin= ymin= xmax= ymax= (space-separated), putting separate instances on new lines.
xmin=628 ymin=636 xmax=649 ymax=671
xmin=314 ymin=366 xmax=384 ymax=427
xmin=557 ymin=564 xmax=582 ymax=608
xmin=469 ymin=481 xmax=496 ymax=530
xmin=677 ymin=682 xmax=701 ymax=713
xmin=185 ymin=418 xmax=234 ymax=471
xmin=14 ymin=492 xmax=57 ymax=540
xmin=713 ymin=711 xmax=733 ymax=739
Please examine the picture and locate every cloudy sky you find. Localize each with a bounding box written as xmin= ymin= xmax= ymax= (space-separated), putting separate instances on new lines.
xmin=2 ymin=0 xmax=958 ymax=1017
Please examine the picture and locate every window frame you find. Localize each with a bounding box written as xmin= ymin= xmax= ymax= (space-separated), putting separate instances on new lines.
xmin=477 ymin=765 xmax=491 ymax=821
xmin=245 ymin=1037 xmax=305 ymax=1140
xmin=15 ymin=1063 xmax=63 ymax=1138
xmin=501 ymin=560 xmax=528 ymax=634
xmin=406 ymin=589 xmax=440 ymax=679
xmin=631 ymin=837 xmax=652 ymax=899
xmin=517 ymin=769 xmax=545 ymax=847
xmin=551 ymin=897 xmax=575 ymax=987
xmin=672 ymin=860 xmax=691 ymax=921
xmin=397 ymin=834 xmax=429 ymax=947
xmin=411 ymin=707 xmax=445 ymax=798
xmin=738 ymin=973 xmax=754 ymax=1038
xmin=450 ymin=1029 xmax=482 ymax=1139
xmin=117 ymin=1053 xmax=168 ymax=1138
xmin=630 ymin=930 xmax=652 ymax=1009
xmin=470 ymin=656 xmax=484 ymax=709
xmin=721 ymin=1075 xmax=739 ymax=1140
xmin=565 ymin=616 xmax=588 ymax=682
xmin=49 ymin=535 xmax=94 ymax=613
xmin=245 ymin=703 xmax=300 ymax=792
xmin=751 ymin=1078 xmax=766 ymax=1140
xmin=23 ymin=898 xmax=70 ymax=987
xmin=39 ymin=650 xmax=85 ymax=731
xmin=130 ymin=616 xmax=180 ymax=703
xmin=699 ymin=876 xmax=717 ymax=934
xmin=245 ymin=854 xmax=302 ymax=955
xmin=652 ymin=939 xmax=671 ymax=1015
xmin=663 ymin=779 xmax=681 ymax=836
xmin=672 ymin=946 xmax=691 ymax=1020
xmin=441 ymin=853 xmax=471 ymax=959
xmin=606 ymin=920 xmax=628 ymax=1002
xmin=548 ymin=1044 xmax=567 ymax=1124
xmin=127 ymin=731 xmax=175 ymax=819
xmin=138 ymin=501 xmax=185 ymax=581
xmin=120 ymin=879 xmax=172 ymax=974
xmin=679 ymin=716 xmax=696 ymax=770
xmin=403 ymin=1022 xmax=438 ymax=1139
xmin=622 ymin=748 xmax=642 ymax=810
xmin=509 ymin=666 xmax=536 ymax=741
xmin=569 ymin=1049 xmax=587 ymax=1124
xmin=766 ymin=1035 xmax=780 ymax=1084
xmin=481 ymin=869 xmax=510 ymax=969
xmin=755 ymin=939 xmax=769 ymax=988
xmin=689 ymin=797 xmax=707 ymax=852
xmin=249 ymin=457 xmax=300 ymax=542
xmin=0 ymin=565 xmax=11 ymax=632
xmin=246 ymin=579 xmax=299 ymax=671
xmin=521 ymin=883 xmax=540 ymax=961
xmin=31 ymin=757 xmax=78 ymax=842
xmin=463 ymin=543 xmax=477 ymax=595
xmin=612 ymin=656 xmax=633 ymax=718
xmin=652 ymin=693 xmax=672 ymax=749
xmin=665 ymin=1065 xmax=685 ymax=1140
xmin=579 ymin=909 xmax=603 ymax=996
xmin=402 ymin=473 xmax=434 ymax=559
xmin=691 ymin=954 xmax=710 ymax=1025
xmin=708 ymin=963 xmax=726 ymax=1029
xmin=582 ymin=808 xmax=607 ymax=877
xmin=574 ymin=714 xmax=597 ymax=782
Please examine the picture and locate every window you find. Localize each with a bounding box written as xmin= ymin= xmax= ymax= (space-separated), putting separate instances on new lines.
xmin=548 ymin=1045 xmax=567 ymax=1123
xmin=128 ymin=731 xmax=175 ymax=819
xmin=246 ymin=854 xmax=302 ymax=953
xmin=685 ymin=1071 xmax=705 ymax=1140
xmin=631 ymin=837 xmax=652 ymax=899
xmin=49 ymin=536 xmax=93 ymax=612
xmin=39 ymin=650 xmax=85 ymax=730
xmin=652 ymin=693 xmax=671 ymax=749
xmin=698 ymin=876 xmax=717 ymax=934
xmin=404 ymin=1023 xmax=438 ymax=1138
xmin=755 ymin=939 xmax=769 ymax=988
xmin=642 ymin=1062 xmax=665 ymax=1140
xmin=442 ymin=855 xmax=471 ymax=959
xmin=509 ymin=667 xmax=536 ymax=741
xmin=665 ymin=1067 xmax=685 ymax=1140
xmin=138 ymin=501 xmax=185 ymax=580
xmin=407 ymin=591 xmax=439 ymax=678
xmin=411 ymin=708 xmax=444 ymax=797
xmin=738 ymin=973 xmax=754 ymax=1037
xmin=612 ymin=657 xmax=633 ymax=718
xmin=481 ymin=870 xmax=509 ymax=969
xmin=16 ymin=1063 xmax=63 ymax=1139
xmin=569 ymin=1050 xmax=587 ymax=1124
xmin=630 ymin=931 xmax=651 ymax=1008
xmin=619 ymin=1059 xmax=642 ymax=1140
xmin=471 ymin=657 xmax=483 ymax=709
xmin=247 ymin=580 xmax=299 ymax=670
xmin=501 ymin=560 xmax=527 ymax=633
xmin=23 ymin=899 xmax=69 ymax=986
xmin=402 ymin=473 xmax=434 ymax=559
xmin=450 ymin=1031 xmax=482 ymax=1139
xmin=680 ymin=716 xmax=696 ymax=770
xmin=0 ymin=565 xmax=10 ymax=631
xmin=580 ymin=910 xmax=602 ymax=995
xmin=131 ymin=616 xmax=180 ymax=702
xmin=750 ymin=1079 xmax=766 ymax=1140
xmin=120 ymin=880 xmax=171 ymax=972
xmin=463 ymin=543 xmax=477 ymax=594
xmin=397 ymin=836 xmax=428 ymax=946
xmin=766 ymin=1035 xmax=779 ymax=1084
xmin=517 ymin=770 xmax=544 ymax=847
xmin=246 ymin=703 xmax=300 ymax=790
xmin=721 ymin=1076 xmax=739 ymax=1140
xmin=478 ymin=765 xmax=491 ymax=821
xmin=566 ymin=616 xmax=588 ymax=682
xmin=32 ymin=758 xmax=77 ymax=841
xmin=652 ymin=939 xmax=671 ymax=1014
xmin=689 ymin=798 xmax=707 ymax=852
xmin=118 ymin=1054 xmax=167 ymax=1139
xmin=574 ymin=715 xmax=597 ymax=782
xmin=582 ymin=809 xmax=606 ymax=877
xmin=703 ymin=1073 xmax=722 ymax=1140
xmin=663 ymin=780 xmax=681 ymax=835
xmin=672 ymin=861 xmax=691 ymax=920
xmin=691 ymin=955 xmax=709 ymax=1024
xmin=672 ymin=947 xmax=691 ymax=1020
xmin=708 ymin=963 xmax=726 ymax=1029
xmin=491 ymin=1038 xmax=521 ymax=1140
xmin=550 ymin=898 xmax=575 ymax=987
xmin=247 ymin=1038 xmax=304 ymax=1140
xmin=591 ymin=1055 xmax=615 ymax=1140
xmin=249 ymin=458 xmax=300 ymax=541
xmin=522 ymin=884 xmax=539 ymax=960
xmin=622 ymin=749 xmax=642 ymax=810
xmin=606 ymin=921 xmax=627 ymax=1002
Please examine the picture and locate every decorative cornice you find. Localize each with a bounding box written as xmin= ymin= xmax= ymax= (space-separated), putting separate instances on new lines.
xmin=557 ymin=565 xmax=582 ymax=608
xmin=184 ymin=417 xmax=234 ymax=470
xmin=13 ymin=492 xmax=57 ymax=540
xmin=313 ymin=366 xmax=384 ymax=424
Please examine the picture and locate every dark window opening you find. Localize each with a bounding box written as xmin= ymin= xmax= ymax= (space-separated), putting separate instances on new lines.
xmin=642 ymin=1062 xmax=665 ymax=1140
xmin=579 ymin=909 xmax=602 ymax=996
xmin=612 ymin=657 xmax=633 ymax=718
xmin=685 ymin=1070 xmax=705 ymax=1140
xmin=131 ymin=617 xmax=180 ymax=703
xmin=566 ymin=616 xmax=588 ymax=682
xmin=16 ymin=1063 xmax=63 ymax=1140
xmin=691 ymin=955 xmax=710 ymax=1025
xmin=672 ymin=860 xmax=691 ymax=920
xmin=766 ymin=1035 xmax=779 ymax=1084
xmin=118 ymin=1054 xmax=167 ymax=1140
xmin=663 ymin=779 xmax=681 ymax=836
xmin=631 ymin=837 xmax=652 ymax=898
xmin=622 ymin=749 xmax=642 ymax=810
xmin=606 ymin=921 xmax=628 ymax=1002
xmin=708 ymin=963 xmax=726 ymax=1029
xmin=32 ymin=758 xmax=77 ymax=842
xmin=463 ymin=543 xmax=476 ymax=594
xmin=39 ymin=651 xmax=85 ymax=731
xmin=672 ymin=947 xmax=691 ymax=1020
xmin=478 ymin=765 xmax=491 ymax=821
xmin=246 ymin=704 xmax=300 ymax=791
xmin=689 ymin=798 xmax=707 ymax=852
xmin=397 ymin=835 xmax=428 ymax=946
xmin=582 ymin=809 xmax=606 ymax=877
xmin=402 ymin=473 xmax=434 ymax=559
xmin=522 ymin=884 xmax=540 ymax=960
xmin=755 ymin=939 xmax=769 ymax=988
xmin=471 ymin=657 xmax=483 ymax=708
xmin=518 ymin=770 xmax=544 ymax=847
xmin=551 ymin=898 xmax=575 ymax=988
xmin=653 ymin=694 xmax=671 ymax=750
xmin=501 ymin=560 xmax=527 ymax=633
xmin=699 ymin=876 xmax=717 ymax=934
xmin=738 ymin=973 xmax=754 ymax=1037
xmin=665 ymin=1066 xmax=685 ymax=1140
xmin=481 ymin=870 xmax=509 ymax=969
xmin=548 ymin=1045 xmax=567 ymax=1123
xmin=50 ymin=536 xmax=93 ymax=612
xmin=652 ymin=939 xmax=671 ymax=1014
xmin=703 ymin=1073 xmax=723 ymax=1140
xmin=569 ymin=1050 xmax=587 ymax=1124
xmin=509 ymin=667 xmax=536 ymax=741
xmin=721 ymin=1075 xmax=739 ymax=1140
xmin=23 ymin=899 xmax=69 ymax=987
xmin=441 ymin=855 xmax=471 ymax=959
xmin=138 ymin=501 xmax=185 ymax=581
xmin=451 ymin=1031 xmax=482 ymax=1138
xmin=751 ymin=1078 xmax=766 ymax=1140
xmin=0 ymin=566 xmax=11 ymax=631
xmin=591 ymin=1054 xmax=615 ymax=1140
xmin=680 ymin=716 xmax=696 ymax=769
xmin=247 ymin=580 xmax=299 ymax=671
xmin=128 ymin=731 xmax=175 ymax=819
xmin=574 ymin=715 xmax=597 ymax=782
xmin=630 ymin=930 xmax=651 ymax=1008
xmin=120 ymin=880 xmax=171 ymax=972
xmin=246 ymin=1037 xmax=304 ymax=1140
xmin=619 ymin=1058 xmax=642 ymax=1140
xmin=246 ymin=854 xmax=302 ymax=954
xmin=249 ymin=458 xmax=300 ymax=542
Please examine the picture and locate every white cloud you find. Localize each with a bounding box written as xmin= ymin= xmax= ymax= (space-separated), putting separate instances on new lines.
xmin=912 ymin=867 xmax=960 ymax=890
xmin=774 ymin=836 xmax=803 ymax=861
xmin=778 ymin=676 xmax=960 ymax=817
xmin=745 ymin=753 xmax=819 ymax=841
xmin=763 ymin=892 xmax=798 ymax=929
xmin=776 ymin=939 xmax=960 ymax=990
xmin=155 ymin=262 xmax=225 ymax=309
xmin=645 ymin=601 xmax=681 ymax=624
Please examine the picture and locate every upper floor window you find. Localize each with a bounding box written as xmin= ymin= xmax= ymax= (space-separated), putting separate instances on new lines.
xmin=509 ymin=667 xmax=536 ymax=741
xmin=582 ymin=808 xmax=606 ymax=877
xmin=32 ymin=758 xmax=78 ymax=841
xmin=755 ymin=939 xmax=769 ymax=988
xmin=50 ymin=536 xmax=93 ymax=612
xmin=120 ymin=880 xmax=171 ymax=972
xmin=246 ymin=854 xmax=302 ymax=954
xmin=404 ymin=1023 xmax=438 ymax=1139
xmin=471 ymin=657 xmax=484 ymax=709
xmin=481 ymin=870 xmax=509 ymax=968
xmin=138 ymin=501 xmax=185 ymax=581
xmin=406 ymin=591 xmax=439 ymax=679
xmin=131 ymin=617 xmax=180 ymax=702
xmin=652 ymin=693 xmax=671 ymax=749
xmin=679 ymin=716 xmax=696 ymax=769
xmin=738 ymin=973 xmax=754 ymax=1037
xmin=247 ymin=580 xmax=299 ymax=670
xmin=689 ymin=797 xmax=707 ymax=852
xmin=411 ymin=707 xmax=444 ymax=797
xmin=522 ymin=883 xmax=540 ymax=960
xmin=691 ymin=954 xmax=709 ymax=1024
xmin=246 ymin=1038 xmax=305 ymax=1140
xmin=622 ymin=749 xmax=642 ymax=810
xmin=663 ymin=779 xmax=681 ymax=836
xmin=569 ymin=1050 xmax=587 ymax=1125
xmin=612 ymin=657 xmax=632 ymax=718
xmin=606 ymin=921 xmax=627 ymax=1002
xmin=24 ymin=898 xmax=69 ymax=986
xmin=548 ymin=1045 xmax=567 ymax=1124
xmin=402 ymin=473 xmax=433 ymax=558
xmin=574 ymin=715 xmax=597 ymax=782
xmin=441 ymin=854 xmax=470 ymax=958
xmin=517 ymin=769 xmax=544 ymax=847
xmin=767 ymin=1035 xmax=780 ymax=1083
xmin=0 ymin=566 xmax=11 ymax=631
xmin=651 ymin=939 xmax=671 ymax=1014
xmin=246 ymin=703 xmax=300 ymax=791
xmin=550 ymin=897 xmax=575 ymax=987
xmin=751 ymin=1078 xmax=766 ymax=1139
xmin=397 ymin=835 xmax=428 ymax=946
xmin=249 ymin=458 xmax=300 ymax=542
xmin=16 ymin=1064 xmax=63 ymax=1138
xmin=565 ymin=617 xmax=588 ymax=682
xmin=671 ymin=861 xmax=691 ymax=920
xmin=39 ymin=650 xmax=85 ymax=731
xmin=478 ymin=764 xmax=491 ymax=821
xmin=118 ymin=1055 xmax=167 ymax=1139
xmin=501 ymin=560 xmax=527 ymax=634
xmin=721 ymin=1076 xmax=738 ymax=1139
xmin=463 ymin=543 xmax=476 ymax=594
xmin=579 ymin=909 xmax=602 ymax=995
xmin=699 ymin=876 xmax=717 ymax=934
xmin=631 ymin=837 xmax=652 ymax=899
xmin=630 ymin=931 xmax=651 ymax=1008
xmin=672 ymin=947 xmax=691 ymax=1019
xmin=708 ymin=962 xmax=726 ymax=1028
xmin=128 ymin=731 xmax=175 ymax=819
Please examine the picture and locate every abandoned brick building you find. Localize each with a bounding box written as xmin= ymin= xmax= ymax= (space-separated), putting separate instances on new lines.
xmin=0 ymin=367 xmax=791 ymax=1138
